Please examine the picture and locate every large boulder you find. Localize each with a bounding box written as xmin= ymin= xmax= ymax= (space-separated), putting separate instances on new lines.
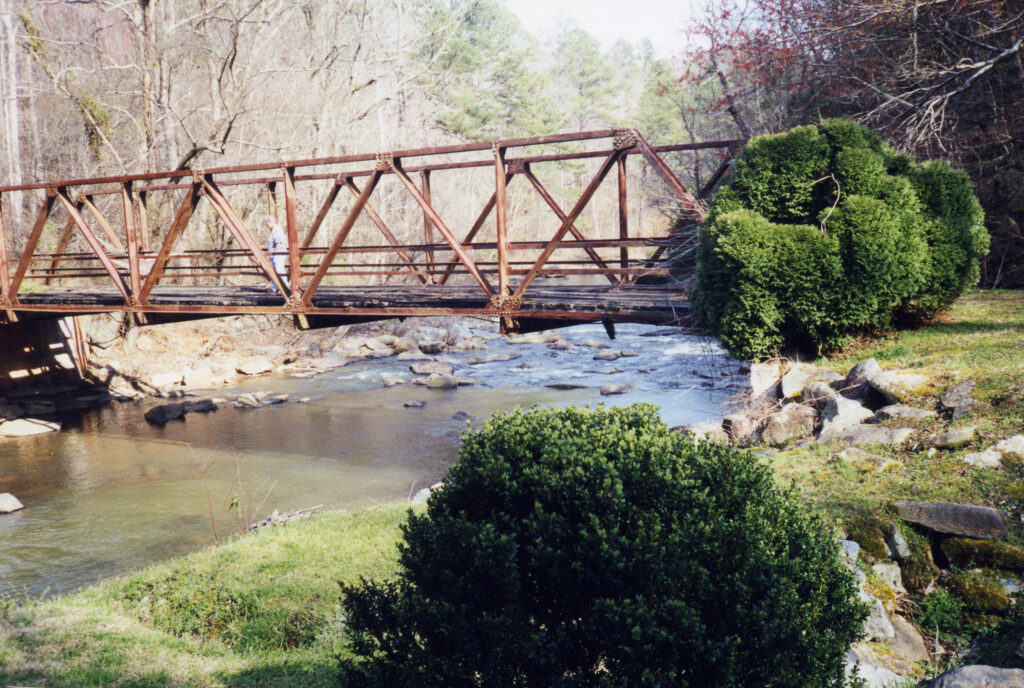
xmin=144 ymin=403 xmax=186 ymax=425
xmin=995 ymin=435 xmax=1024 ymax=457
xmin=236 ymin=358 xmax=275 ymax=376
xmin=894 ymin=501 xmax=1007 ymax=539
xmin=830 ymin=425 xmax=914 ymax=448
xmin=859 ymin=591 xmax=895 ymax=642
xmin=392 ymin=336 xmax=420 ymax=353
xmin=928 ymin=426 xmax=976 ymax=449
xmin=868 ymin=371 xmax=930 ymax=405
xmin=929 ymin=666 xmax=1024 ymax=687
xmin=749 ymin=361 xmax=782 ymax=400
xmin=679 ymin=421 xmax=728 ymax=442
xmin=889 ymin=615 xmax=929 ymax=663
xmin=962 ymin=448 xmax=1002 ymax=468
xmin=0 ymin=493 xmax=25 ymax=513
xmin=183 ymin=364 xmax=217 ymax=390
xmin=149 ymin=371 xmax=183 ymax=389
xmin=885 ymin=521 xmax=912 ymax=560
xmin=801 ymin=381 xmax=838 ymax=410
xmin=761 ymin=404 xmax=816 ymax=446
xmin=0 ymin=418 xmax=61 ymax=437
xmin=844 ymin=358 xmax=882 ymax=396
xmin=846 ymin=647 xmax=902 ymax=688
xmin=872 ymin=404 xmax=936 ymax=422
xmin=819 ymin=396 xmax=874 ymax=440
xmin=722 ymin=412 xmax=757 ymax=442
xmin=941 ymin=380 xmax=979 ymax=418
xmin=780 ymin=363 xmax=818 ymax=399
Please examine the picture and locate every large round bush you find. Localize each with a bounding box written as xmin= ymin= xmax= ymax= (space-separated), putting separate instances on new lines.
xmin=693 ymin=119 xmax=987 ymax=359
xmin=340 ymin=404 xmax=865 ymax=687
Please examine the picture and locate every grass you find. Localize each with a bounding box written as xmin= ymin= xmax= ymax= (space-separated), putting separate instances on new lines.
xmin=766 ymin=290 xmax=1024 ymax=541
xmin=0 ymin=505 xmax=412 ymax=688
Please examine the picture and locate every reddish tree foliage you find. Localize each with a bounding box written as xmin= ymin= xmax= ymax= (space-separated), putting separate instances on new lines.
xmin=685 ymin=0 xmax=1024 ymax=285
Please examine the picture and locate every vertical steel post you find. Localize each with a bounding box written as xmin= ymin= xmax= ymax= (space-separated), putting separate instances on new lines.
xmin=283 ymin=167 xmax=301 ymax=293
xmin=493 ymin=144 xmax=509 ymax=295
xmin=617 ymin=155 xmax=628 ymax=272
xmin=122 ymin=181 xmax=143 ymax=301
xmin=420 ymin=171 xmax=434 ymax=278
xmin=0 ymin=192 xmax=13 ymax=312
xmin=136 ymin=190 xmax=151 ymax=252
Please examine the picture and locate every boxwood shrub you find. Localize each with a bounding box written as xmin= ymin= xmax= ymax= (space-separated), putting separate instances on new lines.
xmin=693 ymin=119 xmax=988 ymax=359
xmin=339 ymin=405 xmax=865 ymax=687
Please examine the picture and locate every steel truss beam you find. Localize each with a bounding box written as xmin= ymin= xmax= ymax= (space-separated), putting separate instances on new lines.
xmin=0 ymin=129 xmax=741 ymax=327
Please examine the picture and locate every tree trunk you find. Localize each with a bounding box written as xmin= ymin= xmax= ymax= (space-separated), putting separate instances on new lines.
xmin=2 ymin=0 xmax=23 ymax=227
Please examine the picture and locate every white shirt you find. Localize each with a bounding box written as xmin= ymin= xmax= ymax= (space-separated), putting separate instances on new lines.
xmin=267 ymin=223 xmax=287 ymax=254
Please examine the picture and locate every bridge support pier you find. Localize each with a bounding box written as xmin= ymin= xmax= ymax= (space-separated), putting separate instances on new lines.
xmin=0 ymin=318 xmax=87 ymax=393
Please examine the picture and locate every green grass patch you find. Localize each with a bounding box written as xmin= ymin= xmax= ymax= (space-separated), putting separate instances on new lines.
xmin=767 ymin=290 xmax=1024 ymax=547
xmin=0 ymin=505 xmax=412 ymax=688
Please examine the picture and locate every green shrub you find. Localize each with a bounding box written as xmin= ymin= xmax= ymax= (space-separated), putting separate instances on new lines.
xmin=339 ymin=405 xmax=866 ymax=687
xmin=694 ymin=119 xmax=988 ymax=359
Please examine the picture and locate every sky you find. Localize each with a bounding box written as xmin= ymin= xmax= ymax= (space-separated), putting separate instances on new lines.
xmin=507 ymin=0 xmax=697 ymax=55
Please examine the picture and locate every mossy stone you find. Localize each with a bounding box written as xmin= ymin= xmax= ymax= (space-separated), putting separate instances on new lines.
xmin=845 ymin=515 xmax=891 ymax=562
xmin=950 ymin=572 xmax=1013 ymax=614
xmin=940 ymin=538 xmax=1024 ymax=573
xmin=899 ymin=525 xmax=939 ymax=592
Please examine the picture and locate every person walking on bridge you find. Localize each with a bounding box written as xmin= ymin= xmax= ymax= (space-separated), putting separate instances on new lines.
xmin=263 ymin=215 xmax=289 ymax=290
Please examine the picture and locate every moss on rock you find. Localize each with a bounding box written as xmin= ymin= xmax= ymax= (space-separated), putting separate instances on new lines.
xmin=940 ymin=538 xmax=1024 ymax=573
xmin=845 ymin=515 xmax=891 ymax=562
xmin=949 ymin=572 xmax=1013 ymax=614
xmin=899 ymin=525 xmax=940 ymax=593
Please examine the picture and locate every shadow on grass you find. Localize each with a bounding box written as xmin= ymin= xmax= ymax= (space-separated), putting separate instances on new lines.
xmin=223 ymin=659 xmax=340 ymax=688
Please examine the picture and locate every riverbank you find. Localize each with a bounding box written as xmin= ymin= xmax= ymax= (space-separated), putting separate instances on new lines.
xmin=679 ymin=289 xmax=1024 ymax=681
xmin=0 ymin=506 xmax=412 ymax=687
xmin=6 ymin=291 xmax=1024 ymax=686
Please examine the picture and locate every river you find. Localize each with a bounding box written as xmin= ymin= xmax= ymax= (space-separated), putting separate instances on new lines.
xmin=0 ymin=322 xmax=739 ymax=597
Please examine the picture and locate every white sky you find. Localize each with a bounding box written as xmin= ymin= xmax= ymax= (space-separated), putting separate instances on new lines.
xmin=507 ymin=0 xmax=696 ymax=55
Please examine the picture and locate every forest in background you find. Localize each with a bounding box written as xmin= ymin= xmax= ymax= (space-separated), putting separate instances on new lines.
xmin=0 ymin=0 xmax=1020 ymax=285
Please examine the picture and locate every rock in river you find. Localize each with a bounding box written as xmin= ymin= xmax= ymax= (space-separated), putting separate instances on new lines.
xmin=144 ymin=402 xmax=186 ymax=425
xmin=425 ymin=374 xmax=459 ymax=389
xmin=0 ymin=493 xmax=25 ymax=513
xmin=0 ymin=418 xmax=61 ymax=437
xmin=410 ymin=361 xmax=454 ymax=376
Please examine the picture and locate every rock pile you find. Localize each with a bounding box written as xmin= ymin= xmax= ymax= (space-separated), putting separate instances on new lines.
xmin=681 ymin=357 xmax=942 ymax=448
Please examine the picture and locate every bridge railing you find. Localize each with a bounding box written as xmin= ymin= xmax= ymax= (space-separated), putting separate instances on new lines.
xmin=0 ymin=129 xmax=742 ymax=323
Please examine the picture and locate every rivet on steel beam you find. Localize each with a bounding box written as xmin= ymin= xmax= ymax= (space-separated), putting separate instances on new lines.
xmin=46 ymin=183 xmax=58 ymax=197
xmin=192 ymin=169 xmax=204 ymax=184
xmin=375 ymin=153 xmax=394 ymax=171
xmin=507 ymin=159 xmax=526 ymax=175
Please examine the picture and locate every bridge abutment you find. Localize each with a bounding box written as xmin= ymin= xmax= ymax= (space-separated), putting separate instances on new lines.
xmin=0 ymin=318 xmax=87 ymax=393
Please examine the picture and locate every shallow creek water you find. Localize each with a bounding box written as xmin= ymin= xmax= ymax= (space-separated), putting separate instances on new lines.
xmin=0 ymin=323 xmax=739 ymax=597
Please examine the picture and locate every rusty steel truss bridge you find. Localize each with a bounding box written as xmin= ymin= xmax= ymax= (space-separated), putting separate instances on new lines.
xmin=0 ymin=129 xmax=740 ymax=335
